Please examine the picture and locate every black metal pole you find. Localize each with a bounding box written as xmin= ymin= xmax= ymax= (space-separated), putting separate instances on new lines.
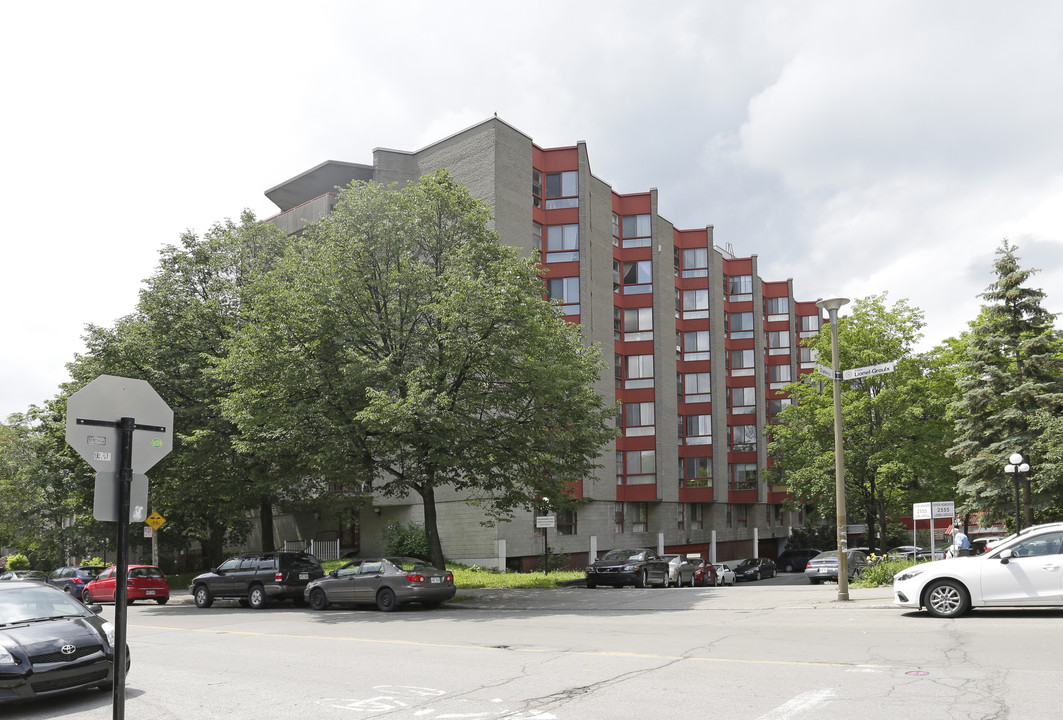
xmin=543 ymin=529 xmax=549 ymax=575
xmin=113 ymin=417 xmax=133 ymax=720
xmin=1014 ymin=472 xmax=1023 ymax=533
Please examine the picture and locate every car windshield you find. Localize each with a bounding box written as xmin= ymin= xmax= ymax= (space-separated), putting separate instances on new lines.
xmin=736 ymin=559 xmax=758 ymax=568
xmin=0 ymin=585 xmax=90 ymax=625
xmin=601 ymin=550 xmax=645 ymax=562
xmin=813 ymin=552 xmax=839 ymax=560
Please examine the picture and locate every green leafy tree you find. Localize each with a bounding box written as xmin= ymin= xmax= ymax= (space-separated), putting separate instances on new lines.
xmin=769 ymin=294 xmax=959 ymax=553
xmin=65 ymin=212 xmax=332 ymax=568
xmin=222 ymin=171 xmax=617 ymax=570
xmin=948 ymin=240 xmax=1063 ymax=527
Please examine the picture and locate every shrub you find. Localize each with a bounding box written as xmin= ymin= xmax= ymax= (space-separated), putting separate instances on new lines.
xmin=854 ymin=557 xmax=914 ymax=587
xmin=81 ymin=557 xmax=107 ymax=568
xmin=382 ymin=521 xmax=430 ymax=560
xmin=6 ymin=553 xmax=30 ymax=570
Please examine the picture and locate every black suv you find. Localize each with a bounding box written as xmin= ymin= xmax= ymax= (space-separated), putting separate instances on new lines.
xmin=189 ymin=551 xmax=324 ymax=609
xmin=776 ymin=548 xmax=823 ymax=573
xmin=46 ymin=565 xmax=107 ymax=600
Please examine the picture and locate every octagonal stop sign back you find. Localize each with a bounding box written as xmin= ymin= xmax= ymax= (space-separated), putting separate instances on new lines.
xmin=65 ymin=375 xmax=173 ymax=522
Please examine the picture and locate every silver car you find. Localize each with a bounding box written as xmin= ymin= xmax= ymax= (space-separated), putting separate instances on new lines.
xmin=305 ymin=557 xmax=455 ymax=612
xmin=804 ymin=550 xmax=869 ymax=584
xmin=661 ymin=554 xmax=696 ymax=587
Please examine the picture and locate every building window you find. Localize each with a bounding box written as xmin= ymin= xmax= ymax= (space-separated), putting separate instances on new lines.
xmin=612 ymin=212 xmax=620 ymax=240
xmin=547 ymin=277 xmax=579 ymax=316
xmin=682 ymin=372 xmax=711 ymax=403
xmin=544 ymin=224 xmax=579 ymax=262
xmin=775 ymin=505 xmax=785 ymax=526
xmin=729 ymin=275 xmax=753 ymax=301
xmin=690 ymin=503 xmax=705 ymax=530
xmin=682 ymin=247 xmax=709 ymax=278
xmin=684 ymin=457 xmax=712 ymax=487
xmin=799 ymin=345 xmax=817 ymax=365
xmin=729 ymin=386 xmax=756 ymax=414
xmin=621 ymin=214 xmax=651 ymax=248
xmin=768 ymin=397 xmax=792 ymax=421
xmin=799 ymin=314 xmax=821 ymax=336
xmin=623 ymin=260 xmax=653 ymax=294
xmin=614 ymin=502 xmax=624 ymax=533
xmin=631 ymin=502 xmax=649 ymax=532
xmin=735 ymin=504 xmax=749 ymax=528
xmin=622 ymin=401 xmax=655 ymax=437
xmin=768 ymin=330 xmax=791 ymax=355
xmin=683 ymin=330 xmax=711 ymax=361
xmin=532 ymin=170 xmax=542 ymax=207
xmin=766 ymin=296 xmax=789 ymax=319
xmin=617 ymin=306 xmax=653 ymax=341
xmin=684 ymin=415 xmax=712 ymax=445
xmin=726 ymin=503 xmax=733 ymax=528
xmin=624 ymin=354 xmax=654 ymax=389
xmin=557 ymin=509 xmax=577 ymax=536
xmin=545 ymin=171 xmax=578 ymax=209
xmin=730 ymin=425 xmax=757 ymax=452
xmin=768 ymin=363 xmax=791 ymax=388
xmin=729 ymin=348 xmax=756 ymax=377
xmin=727 ymin=312 xmax=754 ymax=339
xmin=731 ymin=462 xmax=758 ymax=490
xmin=682 ymin=289 xmax=709 ymax=319
xmin=621 ymin=450 xmax=656 ymax=485
xmin=677 ymin=503 xmax=685 ymax=531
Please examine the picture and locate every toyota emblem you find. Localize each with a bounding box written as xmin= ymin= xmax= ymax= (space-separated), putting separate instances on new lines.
xmin=61 ymin=644 xmax=77 ymax=655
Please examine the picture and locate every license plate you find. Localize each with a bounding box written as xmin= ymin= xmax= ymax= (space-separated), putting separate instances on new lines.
xmin=430 ymin=577 xmax=441 ymax=583
xmin=299 ymin=573 xmax=309 ymax=580
xmin=146 ymin=590 xmax=155 ymax=595
xmin=819 ymin=568 xmax=829 ymax=573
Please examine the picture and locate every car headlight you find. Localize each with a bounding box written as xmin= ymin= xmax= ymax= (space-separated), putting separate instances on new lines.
xmin=895 ymin=568 xmax=924 ymax=583
xmin=101 ymin=621 xmax=116 ymax=648
xmin=623 ymin=565 xmax=639 ymax=572
xmin=0 ymin=644 xmax=15 ymax=665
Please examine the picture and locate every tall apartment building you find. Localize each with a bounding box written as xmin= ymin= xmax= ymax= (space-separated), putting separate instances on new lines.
xmin=262 ymin=117 xmax=823 ymax=568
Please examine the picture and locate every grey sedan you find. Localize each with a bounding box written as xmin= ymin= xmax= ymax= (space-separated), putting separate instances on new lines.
xmin=804 ymin=550 xmax=869 ymax=584
xmin=304 ymin=557 xmax=455 ymax=612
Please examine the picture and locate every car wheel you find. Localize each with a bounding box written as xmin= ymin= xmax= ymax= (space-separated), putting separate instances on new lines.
xmin=924 ymin=579 xmax=970 ymax=618
xmin=688 ymin=573 xmax=695 ymax=588
xmin=783 ymin=562 xmax=794 ymax=573
xmin=83 ymin=590 xmax=93 ymax=604
xmin=309 ymin=588 xmax=329 ymax=611
xmin=377 ymin=587 xmax=398 ymax=612
xmin=155 ymin=598 xmax=168 ymax=605
xmin=126 ymin=598 xmax=135 ymax=606
xmin=586 ymin=579 xmax=597 ymax=589
xmin=635 ymin=570 xmax=647 ymax=588
xmin=248 ymin=584 xmax=267 ymax=609
xmin=754 ymin=571 xmax=761 ymax=581
xmin=193 ymin=584 xmax=214 ymax=608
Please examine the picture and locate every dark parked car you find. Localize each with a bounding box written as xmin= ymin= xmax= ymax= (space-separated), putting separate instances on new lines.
xmin=776 ymin=548 xmax=822 ymax=573
xmin=305 ymin=557 xmax=455 ymax=612
xmin=84 ymin=565 xmax=170 ymax=606
xmin=46 ymin=566 xmax=106 ymax=601
xmin=189 ymin=551 xmax=324 ymax=609
xmin=733 ymin=557 xmax=777 ymax=581
xmin=805 ymin=550 xmax=869 ymax=584
xmin=0 ymin=570 xmax=48 ymax=582
xmin=585 ymin=549 xmax=670 ymax=588
xmin=0 ymin=580 xmax=126 ymax=704
xmin=692 ymin=560 xmax=718 ymax=587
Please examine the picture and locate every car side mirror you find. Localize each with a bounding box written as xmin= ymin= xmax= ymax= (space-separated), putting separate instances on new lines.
xmin=329 ymin=570 xmax=338 ymax=577
xmin=210 ymin=567 xmax=221 ymax=575
xmin=999 ymin=549 xmax=1013 ymax=565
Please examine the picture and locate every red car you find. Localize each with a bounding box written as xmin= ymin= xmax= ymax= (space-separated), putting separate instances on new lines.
xmin=692 ymin=559 xmax=718 ymax=587
xmin=83 ymin=565 xmax=170 ymax=605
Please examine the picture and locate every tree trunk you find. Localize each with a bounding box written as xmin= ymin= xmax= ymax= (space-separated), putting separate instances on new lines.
xmin=260 ymin=497 xmax=275 ymax=552
xmin=203 ymin=525 xmax=227 ymax=571
xmin=421 ymin=485 xmax=446 ymax=570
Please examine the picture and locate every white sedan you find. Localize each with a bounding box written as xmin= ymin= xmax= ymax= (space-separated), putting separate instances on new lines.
xmin=715 ymin=563 xmax=736 ymax=586
xmin=893 ymin=522 xmax=1063 ymax=618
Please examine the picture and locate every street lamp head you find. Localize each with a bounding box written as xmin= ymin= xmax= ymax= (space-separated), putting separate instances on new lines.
xmin=1020 ymin=463 xmax=1030 ymax=473
xmin=816 ymin=297 xmax=850 ymax=312
xmin=1009 ymin=452 xmax=1024 ymax=465
xmin=1005 ymin=464 xmax=1016 ymax=473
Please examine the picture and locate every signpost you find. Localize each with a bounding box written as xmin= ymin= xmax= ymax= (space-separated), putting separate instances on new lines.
xmin=66 ymin=375 xmax=172 ymax=720
xmin=536 ymin=514 xmax=555 ymax=574
xmin=146 ymin=512 xmax=166 ymax=567
xmin=842 ymin=360 xmax=896 ymax=381
xmin=912 ymin=501 xmax=955 ymax=557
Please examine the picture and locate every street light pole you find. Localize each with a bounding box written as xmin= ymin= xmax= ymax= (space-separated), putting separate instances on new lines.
xmin=1005 ymin=453 xmax=1030 ymax=532
xmin=817 ymin=297 xmax=850 ymax=601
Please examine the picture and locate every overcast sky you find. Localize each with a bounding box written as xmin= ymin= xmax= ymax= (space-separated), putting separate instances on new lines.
xmin=4 ymin=1 xmax=1062 ymax=420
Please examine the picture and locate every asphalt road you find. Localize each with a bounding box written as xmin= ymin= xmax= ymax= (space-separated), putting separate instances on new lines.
xmin=8 ymin=579 xmax=1058 ymax=720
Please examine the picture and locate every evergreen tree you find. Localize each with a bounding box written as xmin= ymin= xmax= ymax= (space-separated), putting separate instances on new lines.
xmin=947 ymin=240 xmax=1063 ymax=527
